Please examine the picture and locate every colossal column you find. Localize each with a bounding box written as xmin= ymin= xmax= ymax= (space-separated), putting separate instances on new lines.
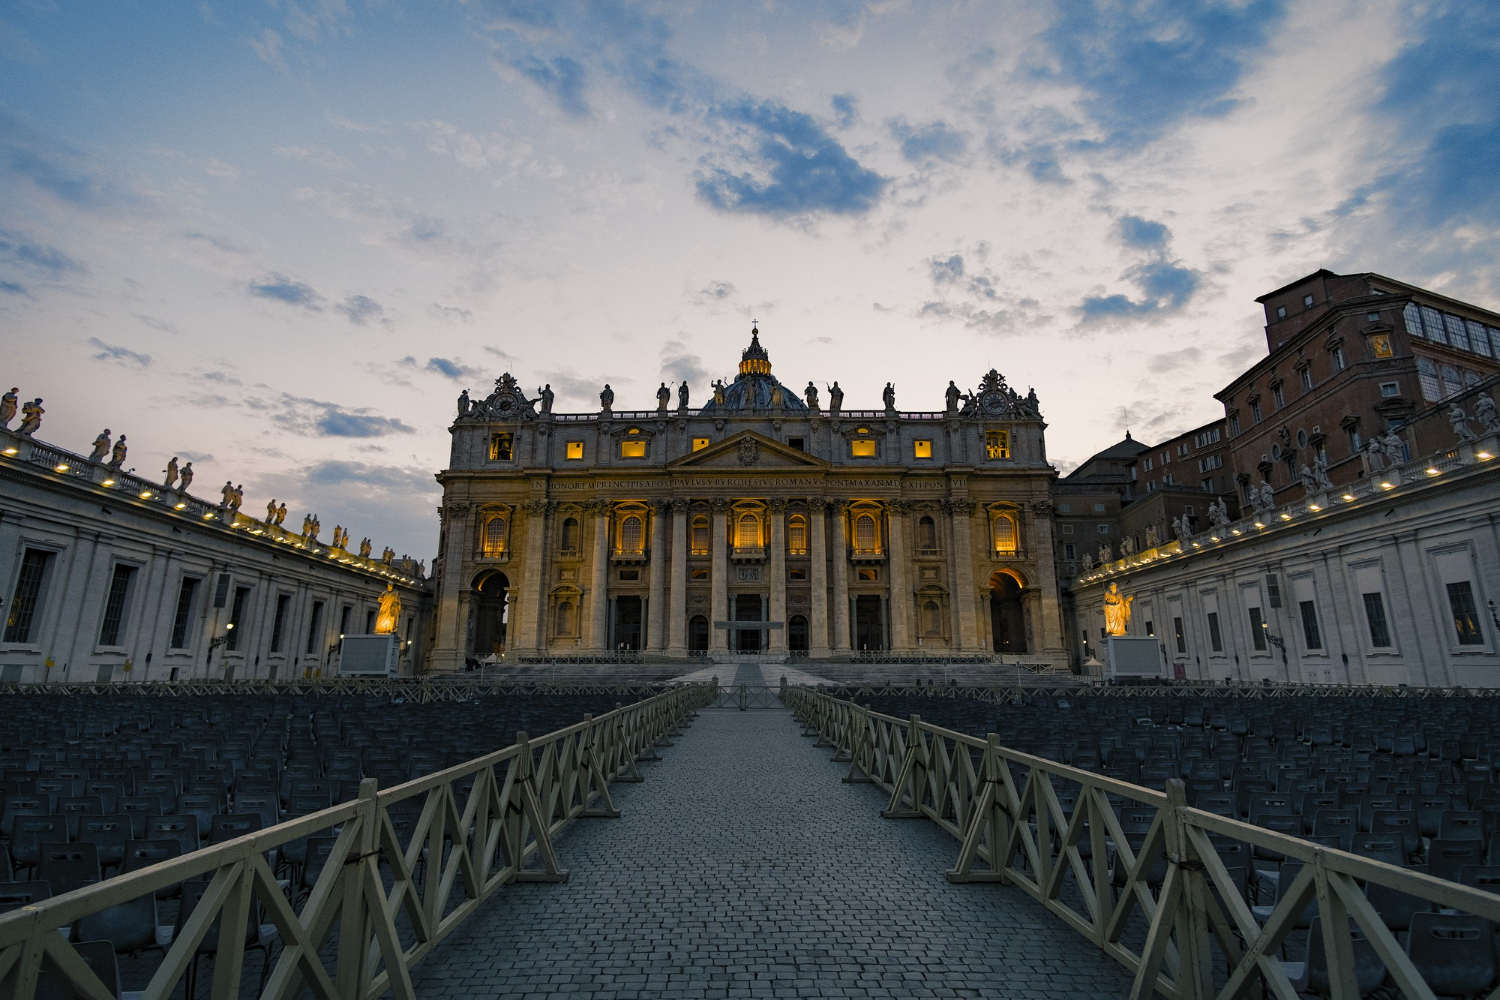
xmin=667 ymin=499 xmax=689 ymax=655
xmin=646 ymin=500 xmax=667 ymax=651
xmin=432 ymin=502 xmax=472 ymax=673
xmin=830 ymin=499 xmax=850 ymax=652
xmin=768 ymin=499 xmax=787 ymax=652
xmin=588 ymin=502 xmax=611 ymax=650
xmin=710 ymin=499 xmax=729 ymax=652
xmin=808 ymin=499 xmax=830 ymax=657
xmin=886 ymin=501 xmax=912 ymax=651
xmin=514 ymin=500 xmax=550 ymax=654
xmin=949 ymin=498 xmax=978 ymax=652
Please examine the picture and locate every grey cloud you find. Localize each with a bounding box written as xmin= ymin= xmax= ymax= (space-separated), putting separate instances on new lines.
xmin=537 ymin=368 xmax=630 ymax=409
xmin=268 ymin=394 xmax=416 ymax=438
xmin=133 ymin=314 xmax=179 ymax=334
xmin=303 ymin=460 xmax=439 ymax=494
xmin=401 ymin=355 xmax=483 ymax=382
xmin=482 ymin=345 xmax=516 ymax=363
xmin=1 ymin=111 xmax=152 ymax=214
xmin=0 ymin=230 xmax=84 ymax=276
xmin=889 ymin=119 xmax=968 ymax=165
xmin=248 ymin=272 xmax=323 ymax=309
xmin=433 ymin=303 xmax=476 ymax=323
xmin=337 ymin=294 xmax=385 ymax=325
xmin=659 ymin=340 xmax=712 ymax=388
xmin=831 ymin=93 xmax=858 ymax=128
xmin=1077 ymin=216 xmax=1200 ymax=326
xmin=86 ymin=337 xmax=152 ymax=368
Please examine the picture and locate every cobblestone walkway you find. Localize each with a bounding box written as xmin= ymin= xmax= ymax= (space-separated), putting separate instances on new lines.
xmin=411 ymin=710 xmax=1135 ymax=999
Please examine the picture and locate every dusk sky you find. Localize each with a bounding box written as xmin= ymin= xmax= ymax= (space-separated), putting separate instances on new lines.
xmin=3 ymin=1 xmax=1497 ymax=561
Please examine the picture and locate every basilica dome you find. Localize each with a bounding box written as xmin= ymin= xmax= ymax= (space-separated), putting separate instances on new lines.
xmin=698 ymin=327 xmax=808 ymax=414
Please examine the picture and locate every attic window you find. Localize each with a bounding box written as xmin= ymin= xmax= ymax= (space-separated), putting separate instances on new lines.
xmin=851 ymin=440 xmax=876 ymax=458
xmin=620 ymin=440 xmax=646 ymax=459
xmin=788 ymin=437 xmax=804 ymax=451
xmin=692 ymin=437 xmax=709 ymax=451
xmin=1275 ymin=305 xmax=1287 ymax=320
xmin=1303 ymin=294 xmax=1315 ymax=309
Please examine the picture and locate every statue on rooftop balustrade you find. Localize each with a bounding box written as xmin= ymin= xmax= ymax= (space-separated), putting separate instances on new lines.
xmin=599 ymin=384 xmax=614 ymax=411
xmin=88 ymin=429 xmax=111 ymax=463
xmin=456 ymin=389 xmax=471 ymax=419
xmin=656 ymin=382 xmax=670 ymax=411
xmin=163 ymin=457 xmax=179 ymax=490
xmin=883 ymin=382 xmax=896 ymax=413
xmin=359 ymin=537 xmax=372 ymax=558
xmin=0 ymin=388 xmax=17 ymax=429
xmin=108 ymin=435 xmax=127 ymax=468
xmin=1475 ymin=394 xmax=1499 ymax=434
xmin=678 ymin=381 xmax=689 ymax=410
xmin=804 ymin=381 xmax=818 ymax=410
xmin=945 ymin=381 xmax=961 ymax=414
xmin=828 ymin=381 xmax=843 ymax=415
xmin=18 ymin=398 xmax=43 ymax=436
xmin=266 ymin=499 xmax=278 ymax=522
xmin=538 ymin=384 xmax=554 ymax=415
xmin=178 ymin=462 xmax=193 ymax=491
xmin=274 ymin=501 xmax=287 ymax=524
xmin=1449 ymin=403 xmax=1478 ymax=443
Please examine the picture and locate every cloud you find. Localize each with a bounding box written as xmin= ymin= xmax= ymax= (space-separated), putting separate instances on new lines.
xmin=1077 ymin=216 xmax=1200 ymax=325
xmin=536 ymin=367 xmax=630 ymax=409
xmin=889 ymin=119 xmax=967 ymax=165
xmin=401 ymin=355 xmax=483 ymax=382
xmin=268 ymin=394 xmax=416 ymax=438
xmin=325 ymin=112 xmax=394 ymax=135
xmin=275 ymin=145 xmax=351 ymax=170
xmin=1117 ymin=215 xmax=1170 ymax=252
xmin=86 ymin=337 xmax=153 ymax=368
xmin=0 ymin=230 xmax=84 ymax=292
xmin=336 ymin=294 xmax=385 ymax=325
xmin=659 ymin=340 xmax=712 ymax=387
xmin=303 ymin=460 xmax=438 ymax=494
xmin=1033 ymin=0 xmax=1287 ymax=149
xmin=481 ymin=345 xmax=515 ymax=363
xmin=916 ymin=244 xmax=1038 ymax=333
xmin=831 ymin=93 xmax=858 ymax=128
xmin=1 ymin=111 xmax=150 ymax=214
xmin=247 ymin=272 xmax=323 ymax=309
xmin=247 ymin=28 xmax=288 ymax=74
xmin=691 ymin=279 xmax=735 ymax=306
xmin=133 ymin=314 xmax=179 ymax=334
xmin=0 ymin=280 xmax=25 ymax=296
xmin=432 ymin=303 xmax=476 ymax=323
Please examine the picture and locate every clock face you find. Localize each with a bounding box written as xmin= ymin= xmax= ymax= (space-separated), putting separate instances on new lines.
xmin=982 ymin=392 xmax=1004 ymax=414
xmin=497 ymin=397 xmax=513 ymax=412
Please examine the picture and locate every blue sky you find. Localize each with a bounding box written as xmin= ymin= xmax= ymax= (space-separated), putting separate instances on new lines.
xmin=3 ymin=0 xmax=1498 ymax=560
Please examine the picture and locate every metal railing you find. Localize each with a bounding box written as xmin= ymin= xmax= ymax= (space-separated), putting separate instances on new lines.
xmin=785 ymin=686 xmax=1500 ymax=1000
xmin=702 ymin=685 xmax=785 ymax=710
xmin=0 ymin=684 xmax=714 ymax=1000
xmin=0 ymin=677 xmax=685 ymax=702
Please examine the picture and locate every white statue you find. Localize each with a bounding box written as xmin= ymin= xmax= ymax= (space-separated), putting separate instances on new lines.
xmin=1299 ymin=464 xmax=1318 ymax=496
xmin=88 ymin=429 xmax=111 ymax=463
xmin=1381 ymin=430 xmax=1405 ymax=464
xmin=163 ymin=457 xmax=179 ymax=489
xmin=1120 ymin=534 xmax=1136 ymax=557
xmin=178 ymin=462 xmax=194 ymax=491
xmin=0 ymin=388 xmax=17 ymax=429
xmin=1313 ymin=453 xmax=1333 ymax=490
xmin=1144 ymin=523 xmax=1159 ymax=548
xmin=1259 ymin=481 xmax=1275 ymax=511
xmin=1098 ymin=541 xmax=1113 ymax=563
xmin=1081 ymin=552 xmax=1094 ymax=572
xmin=1449 ymin=403 xmax=1478 ymax=443
xmin=1171 ymin=516 xmax=1186 ymax=540
xmin=1364 ymin=437 xmax=1386 ymax=473
xmin=1211 ymin=499 xmax=1232 ymax=531
xmin=1475 ymin=394 xmax=1499 ymax=434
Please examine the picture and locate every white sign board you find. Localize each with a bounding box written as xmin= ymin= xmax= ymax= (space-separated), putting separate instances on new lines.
xmin=339 ymin=634 xmax=399 ymax=677
xmin=1105 ymin=636 xmax=1165 ymax=680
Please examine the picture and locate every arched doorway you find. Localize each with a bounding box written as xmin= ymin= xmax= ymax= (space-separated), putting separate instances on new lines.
xmin=855 ymin=595 xmax=885 ymax=651
xmin=613 ymin=596 xmax=643 ymax=651
xmin=734 ymin=594 xmax=763 ymax=652
xmin=472 ymin=572 xmax=509 ymax=658
xmin=988 ymin=571 xmax=1027 ymax=654
xmin=688 ymin=615 xmax=709 ymax=654
xmin=788 ymin=614 xmax=809 ymax=653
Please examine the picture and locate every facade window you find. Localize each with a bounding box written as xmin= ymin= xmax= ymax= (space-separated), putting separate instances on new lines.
xmin=991 ymin=513 xmax=1017 ymax=554
xmin=98 ymin=564 xmax=137 ymax=647
xmin=1248 ymin=606 xmax=1267 ymax=651
xmin=1441 ymin=364 xmax=1463 ymax=398
xmin=489 ymin=433 xmax=513 ymax=462
xmin=788 ymin=437 xmax=805 ymax=451
xmin=365 ymin=609 xmax=376 ymax=633
xmin=1347 ymin=425 xmax=1363 ymax=453
xmin=1422 ymin=305 xmax=1447 ymax=344
xmin=1378 ymin=382 xmax=1399 ymax=398
xmin=787 ymin=515 xmax=808 ymax=555
xmin=227 ymin=586 xmax=251 ymax=651
xmin=1173 ymin=617 xmax=1186 ymax=654
xmin=692 ymin=437 xmax=709 ymax=451
xmin=850 ymin=439 xmax=876 ymax=458
xmin=986 ymin=431 xmax=1010 ymax=459
xmin=1096 ymin=524 xmax=1110 ymax=535
xmin=1250 ymin=400 xmax=1262 ymax=423
xmin=1447 ymin=581 xmax=1484 ymax=645
xmin=854 ymin=514 xmax=877 ymax=552
xmin=483 ymin=515 xmax=509 ymax=556
xmin=1061 ymin=524 xmax=1074 ymax=535
xmin=1275 ymin=305 xmax=1287 ymax=320
xmin=620 ymin=439 xmax=646 ymax=459
xmin=556 ymin=601 xmax=575 ymax=636
xmin=1404 ymin=302 xmax=1425 ymax=338
xmin=918 ymin=515 xmax=938 ymax=551
xmin=170 ymin=577 xmax=199 ymax=649
xmin=565 ymin=441 xmax=584 ymax=460
xmin=1300 ymin=368 xmax=1313 ymax=391
xmin=1362 ymin=592 xmax=1392 ymax=648
xmin=560 ymin=517 xmax=580 ymax=552
xmin=1272 ymin=384 xmax=1285 ymax=409
xmin=1330 ymin=346 xmax=1345 ymax=372
xmin=1229 ymin=412 xmax=1241 ymax=435
xmin=1467 ymin=320 xmax=1492 ymax=358
xmin=922 ymin=601 xmax=942 ymax=636
xmin=1063 ymin=543 xmax=1075 ymax=559
xmin=620 ymin=515 xmax=645 ymax=554
xmin=691 ymin=515 xmax=710 ymax=554
xmin=270 ymin=593 xmax=292 ymax=653
xmin=735 ymin=513 xmax=759 ymax=549
xmin=914 ymin=439 xmax=933 ymax=459
xmin=690 ymin=568 xmax=709 ymax=581
xmin=1207 ymin=612 xmax=1223 ymax=652
xmin=1445 ymin=314 xmax=1470 ymax=350
xmin=1303 ymin=294 xmax=1315 ymax=309
xmin=4 ymin=549 xmax=54 ymax=644
xmin=1298 ymin=600 xmax=1322 ymax=650
xmin=304 ymin=600 xmax=324 ymax=655
xmin=857 ymin=567 xmax=879 ymax=582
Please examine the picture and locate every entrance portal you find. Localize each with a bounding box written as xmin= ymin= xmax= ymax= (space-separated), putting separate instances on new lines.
xmin=688 ymin=615 xmax=709 ymax=654
xmin=788 ymin=614 xmax=808 ymax=653
xmin=613 ymin=595 xmax=642 ymax=651
xmin=471 ymin=572 xmax=509 ymax=658
xmin=733 ymin=593 xmax=764 ymax=652
xmin=854 ymin=595 xmax=885 ymax=651
xmin=989 ymin=572 xmax=1027 ymax=654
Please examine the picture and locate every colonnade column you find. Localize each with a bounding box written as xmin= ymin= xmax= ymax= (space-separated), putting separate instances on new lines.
xmin=647 ymin=500 xmax=667 ymax=651
xmin=588 ymin=502 xmax=611 ymax=650
xmin=768 ymin=499 xmax=787 ymax=652
xmin=886 ymin=502 xmax=912 ymax=651
xmin=667 ymin=499 xmax=688 ymax=655
xmin=830 ymin=500 xmax=850 ymax=652
xmin=515 ymin=499 xmax=548 ymax=654
xmin=710 ymin=500 xmax=729 ymax=652
xmin=949 ymin=498 xmax=978 ymax=652
xmin=808 ymin=499 xmax=830 ymax=657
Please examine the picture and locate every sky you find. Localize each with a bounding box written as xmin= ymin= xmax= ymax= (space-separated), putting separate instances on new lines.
xmin=3 ymin=0 xmax=1499 ymax=562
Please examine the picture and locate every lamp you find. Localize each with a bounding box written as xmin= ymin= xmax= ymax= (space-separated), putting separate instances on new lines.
xmin=208 ymin=622 xmax=235 ymax=650
xmin=1260 ymin=620 xmax=1285 ymax=651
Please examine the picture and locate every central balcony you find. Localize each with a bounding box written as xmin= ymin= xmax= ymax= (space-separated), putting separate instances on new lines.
xmin=730 ymin=546 xmax=766 ymax=563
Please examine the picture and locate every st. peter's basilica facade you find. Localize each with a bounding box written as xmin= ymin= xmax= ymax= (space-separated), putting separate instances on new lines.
xmin=427 ymin=329 xmax=1065 ymax=670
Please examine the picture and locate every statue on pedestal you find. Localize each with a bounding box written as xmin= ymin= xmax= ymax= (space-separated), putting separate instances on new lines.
xmin=381 ymin=547 xmax=395 ymax=565
xmin=537 ymin=384 xmax=554 ymax=415
xmin=1449 ymin=403 xmax=1478 ymax=443
xmin=307 ymin=513 xmax=319 ymax=539
xmin=456 ymin=389 xmax=471 ymax=419
xmin=1098 ymin=541 xmax=1112 ymax=564
xmin=828 ymin=381 xmax=843 ymax=415
xmin=274 ymin=502 xmax=287 ymax=525
xmin=358 ymin=537 xmax=372 ymax=558
xmin=0 ymin=388 xmax=17 ymax=429
xmin=1313 ymin=454 xmax=1333 ymax=490
xmin=108 ymin=435 xmax=128 ymax=468
xmin=1475 ymin=394 xmax=1499 ymax=434
xmin=1103 ymin=582 xmax=1133 ymax=636
xmin=222 ymin=482 xmax=236 ymax=509
xmin=656 ymin=382 xmax=670 ymax=411
xmin=18 ymin=398 xmax=43 ymax=436
xmin=1381 ymin=430 xmax=1405 ymax=464
xmin=1144 ymin=523 xmax=1159 ymax=549
xmin=1120 ymin=534 xmax=1136 ymax=557
xmin=1172 ymin=516 xmax=1186 ymax=540
xmin=882 ymin=382 xmax=896 ymax=413
xmin=178 ymin=462 xmax=194 ymax=491
xmin=1081 ymin=552 xmax=1094 ymax=572
xmin=374 ymin=583 xmax=401 ymax=634
xmin=1259 ymin=481 xmax=1275 ymax=511
xmin=89 ymin=430 xmax=111 ymax=463
xmin=1299 ymin=464 xmax=1318 ymax=496
xmin=163 ymin=457 xmax=179 ymax=490
xmin=804 ymin=381 xmax=819 ymax=410
xmin=599 ymin=384 xmax=614 ymax=412
xmin=1364 ymin=437 xmax=1386 ymax=473
xmin=1209 ymin=499 xmax=1231 ymax=531
xmin=712 ymin=380 xmax=726 ymax=406
xmin=231 ymin=484 xmax=243 ymax=511
xmin=945 ymin=381 xmax=961 ymax=414
xmin=266 ymin=499 xmax=278 ymax=523
xmin=678 ymin=381 xmax=689 ymax=411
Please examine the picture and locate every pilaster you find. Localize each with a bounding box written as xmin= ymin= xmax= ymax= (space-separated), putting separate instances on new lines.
xmin=710 ymin=499 xmax=729 ymax=652
xmin=647 ymin=500 xmax=667 ymax=651
xmin=431 ymin=502 xmax=472 ymax=673
xmin=886 ymin=501 xmax=912 ymax=651
xmin=515 ymin=499 xmax=550 ymax=654
xmin=830 ymin=499 xmax=850 ymax=652
xmin=808 ymin=498 xmax=830 ymax=656
xmin=587 ymin=502 xmax=611 ymax=651
xmin=667 ymin=499 xmax=688 ymax=655
xmin=768 ymin=499 xmax=787 ymax=652
xmin=949 ymin=498 xmax=978 ymax=652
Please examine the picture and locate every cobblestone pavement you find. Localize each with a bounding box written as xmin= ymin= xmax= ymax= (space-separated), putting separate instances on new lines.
xmin=411 ymin=710 xmax=1135 ymax=999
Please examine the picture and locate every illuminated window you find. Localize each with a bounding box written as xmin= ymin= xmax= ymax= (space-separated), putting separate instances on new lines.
xmin=620 ymin=440 xmax=646 ymax=458
xmin=857 ymin=567 xmax=879 ymax=582
xmin=986 ymin=431 xmax=1009 ymax=459
xmin=559 ymin=517 xmax=579 ymax=552
xmin=556 ymin=601 xmax=575 ymax=636
xmin=787 ymin=515 xmax=807 ymax=555
xmin=483 ymin=516 xmax=509 ymax=557
xmin=854 ymin=514 xmax=877 ymax=551
xmin=565 ymin=441 xmax=584 ymax=460
xmin=691 ymin=515 xmax=709 ymax=555
xmin=851 ymin=439 xmax=876 ymax=458
xmin=914 ymin=439 xmax=932 ymax=459
xmin=619 ymin=515 xmax=643 ymax=554
xmin=690 ymin=568 xmax=709 ymax=581
xmin=692 ymin=437 xmax=710 ymax=451
xmin=991 ymin=513 xmax=1017 ymax=554
xmin=489 ymin=433 xmax=513 ymax=461
xmin=736 ymin=512 xmax=760 ymax=548
xmin=918 ymin=515 xmax=938 ymax=551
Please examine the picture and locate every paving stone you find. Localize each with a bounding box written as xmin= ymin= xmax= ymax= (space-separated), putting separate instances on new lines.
xmin=411 ymin=709 xmax=1135 ymax=999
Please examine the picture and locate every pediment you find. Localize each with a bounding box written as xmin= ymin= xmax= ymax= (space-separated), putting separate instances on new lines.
xmin=666 ymin=431 xmax=829 ymax=471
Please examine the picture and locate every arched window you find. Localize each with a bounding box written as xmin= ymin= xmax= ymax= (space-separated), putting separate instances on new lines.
xmin=559 ymin=517 xmax=580 ymax=552
xmin=923 ymin=600 xmax=942 ymax=636
xmin=555 ymin=601 xmax=575 ymax=636
xmin=1441 ymin=364 xmax=1462 ymax=398
xmin=854 ymin=514 xmax=877 ymax=551
xmin=483 ymin=516 xmax=508 ymax=557
xmin=992 ymin=514 xmax=1017 ymax=554
xmin=620 ymin=515 xmax=643 ymax=554
xmin=918 ymin=515 xmax=937 ymax=551
xmin=736 ymin=512 xmax=760 ymax=548
xmin=787 ymin=515 xmax=807 ymax=555
xmin=691 ymin=515 xmax=709 ymax=555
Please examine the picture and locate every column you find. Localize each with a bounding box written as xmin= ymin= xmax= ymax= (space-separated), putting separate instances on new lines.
xmin=710 ymin=499 xmax=729 ymax=652
xmin=1029 ymin=500 xmax=1068 ymax=662
xmin=432 ymin=502 xmax=473 ymax=673
xmin=667 ymin=499 xmax=688 ymax=655
xmin=768 ymin=500 xmax=787 ymax=652
xmin=808 ymin=499 xmax=831 ymax=657
xmin=830 ymin=500 xmax=850 ymax=652
xmin=949 ymin=498 xmax=978 ymax=652
xmin=514 ymin=500 xmax=549 ymax=654
xmin=588 ymin=503 xmax=611 ymax=650
xmin=647 ymin=500 xmax=667 ymax=651
xmin=886 ymin=503 xmax=912 ymax=651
